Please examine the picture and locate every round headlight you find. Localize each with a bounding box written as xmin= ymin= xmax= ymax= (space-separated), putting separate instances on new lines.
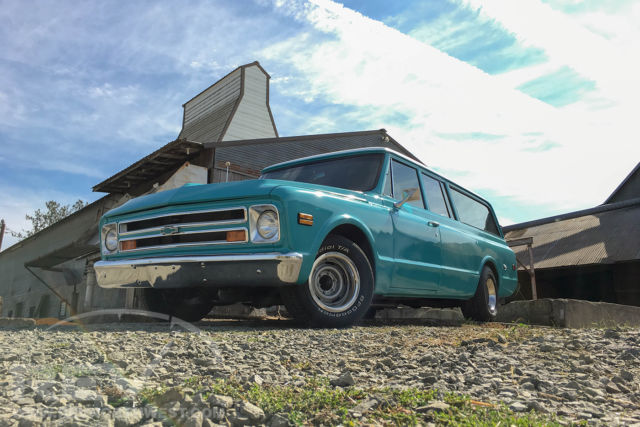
xmin=256 ymin=210 xmax=278 ymax=240
xmin=105 ymin=229 xmax=118 ymax=252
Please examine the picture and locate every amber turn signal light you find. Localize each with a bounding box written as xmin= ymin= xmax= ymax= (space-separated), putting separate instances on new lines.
xmin=121 ymin=240 xmax=137 ymax=251
xmin=298 ymin=213 xmax=313 ymax=226
xmin=226 ymin=230 xmax=246 ymax=242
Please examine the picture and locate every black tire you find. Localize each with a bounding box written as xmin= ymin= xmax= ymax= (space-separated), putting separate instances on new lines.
xmin=144 ymin=288 xmax=215 ymax=322
xmin=280 ymin=235 xmax=374 ymax=328
xmin=362 ymin=307 xmax=378 ymax=320
xmin=461 ymin=266 xmax=498 ymax=322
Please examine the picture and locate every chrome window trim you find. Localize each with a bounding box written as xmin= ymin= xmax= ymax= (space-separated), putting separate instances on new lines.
xmin=119 ymin=227 xmax=249 ymax=253
xmin=118 ymin=207 xmax=247 ymax=235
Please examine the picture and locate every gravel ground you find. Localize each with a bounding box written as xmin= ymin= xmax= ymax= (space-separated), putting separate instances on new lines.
xmin=1 ymin=318 xmax=639 ymax=426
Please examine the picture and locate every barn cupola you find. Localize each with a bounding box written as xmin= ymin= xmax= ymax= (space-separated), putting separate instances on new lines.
xmin=179 ymin=61 xmax=278 ymax=143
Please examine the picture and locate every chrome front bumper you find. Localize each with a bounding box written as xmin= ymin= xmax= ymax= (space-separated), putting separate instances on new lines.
xmin=94 ymin=253 xmax=303 ymax=289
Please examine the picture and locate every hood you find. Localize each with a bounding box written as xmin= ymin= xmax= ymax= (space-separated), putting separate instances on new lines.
xmin=104 ymin=179 xmax=280 ymax=219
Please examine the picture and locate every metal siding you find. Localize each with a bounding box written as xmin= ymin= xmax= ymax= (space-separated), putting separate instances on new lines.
xmin=215 ymin=133 xmax=398 ymax=173
xmin=0 ymin=195 xmax=128 ymax=317
xmin=211 ymin=168 xmax=255 ymax=183
xmin=180 ymin=100 xmax=237 ymax=142
xmin=183 ymin=69 xmax=241 ymax=125
xmin=222 ymin=65 xmax=276 ymax=141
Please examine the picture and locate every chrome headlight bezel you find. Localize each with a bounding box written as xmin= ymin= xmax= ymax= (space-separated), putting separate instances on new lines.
xmin=249 ymin=205 xmax=280 ymax=243
xmin=101 ymin=223 xmax=118 ymax=254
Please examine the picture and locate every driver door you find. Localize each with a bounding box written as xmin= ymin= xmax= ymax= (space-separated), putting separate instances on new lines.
xmin=386 ymin=159 xmax=442 ymax=291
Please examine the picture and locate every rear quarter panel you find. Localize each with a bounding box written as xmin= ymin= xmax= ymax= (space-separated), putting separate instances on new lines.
xmin=438 ymin=218 xmax=517 ymax=298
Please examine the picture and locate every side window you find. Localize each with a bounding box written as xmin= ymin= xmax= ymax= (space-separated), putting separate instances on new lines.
xmin=391 ymin=160 xmax=424 ymax=209
xmin=421 ymin=174 xmax=451 ymax=218
xmin=449 ymin=188 xmax=500 ymax=235
xmin=382 ymin=162 xmax=393 ymax=197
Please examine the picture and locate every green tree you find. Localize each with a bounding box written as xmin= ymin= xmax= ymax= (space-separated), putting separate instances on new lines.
xmin=10 ymin=200 xmax=88 ymax=239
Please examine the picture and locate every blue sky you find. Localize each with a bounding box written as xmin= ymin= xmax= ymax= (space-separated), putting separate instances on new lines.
xmin=1 ymin=0 xmax=639 ymax=249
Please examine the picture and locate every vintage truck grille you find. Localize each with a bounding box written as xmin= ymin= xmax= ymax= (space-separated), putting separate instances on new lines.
xmin=120 ymin=207 xmax=246 ymax=233
xmin=118 ymin=207 xmax=247 ymax=252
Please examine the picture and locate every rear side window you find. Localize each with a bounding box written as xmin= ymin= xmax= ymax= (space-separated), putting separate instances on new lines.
xmin=421 ymin=174 xmax=451 ymax=218
xmin=449 ymin=188 xmax=500 ymax=236
xmin=391 ymin=160 xmax=424 ymax=209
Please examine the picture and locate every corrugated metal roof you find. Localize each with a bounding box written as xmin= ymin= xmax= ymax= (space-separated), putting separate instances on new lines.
xmin=211 ymin=129 xmax=417 ymax=173
xmin=505 ymin=201 xmax=640 ymax=269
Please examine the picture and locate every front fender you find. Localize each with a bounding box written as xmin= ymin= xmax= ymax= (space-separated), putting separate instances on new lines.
xmin=299 ymin=214 xmax=378 ymax=280
xmin=270 ymin=185 xmax=390 ymax=286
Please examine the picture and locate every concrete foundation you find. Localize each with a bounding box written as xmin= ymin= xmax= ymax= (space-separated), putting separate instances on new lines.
xmin=497 ymin=298 xmax=640 ymax=328
xmin=0 ymin=317 xmax=36 ymax=329
xmin=374 ymin=306 xmax=464 ymax=326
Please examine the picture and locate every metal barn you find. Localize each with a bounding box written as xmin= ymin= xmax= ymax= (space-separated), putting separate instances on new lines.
xmin=504 ymin=163 xmax=640 ymax=306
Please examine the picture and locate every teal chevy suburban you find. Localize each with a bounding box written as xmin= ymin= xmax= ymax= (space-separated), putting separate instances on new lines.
xmin=95 ymin=148 xmax=517 ymax=327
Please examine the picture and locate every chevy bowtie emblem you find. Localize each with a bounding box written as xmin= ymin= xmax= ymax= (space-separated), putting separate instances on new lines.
xmin=161 ymin=226 xmax=180 ymax=236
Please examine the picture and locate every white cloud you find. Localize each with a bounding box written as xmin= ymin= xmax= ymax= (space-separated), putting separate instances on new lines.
xmin=263 ymin=0 xmax=640 ymax=216
xmin=88 ymin=84 xmax=140 ymax=105
xmin=460 ymin=0 xmax=640 ymax=107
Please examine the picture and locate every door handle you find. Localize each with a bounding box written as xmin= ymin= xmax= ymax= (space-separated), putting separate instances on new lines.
xmin=427 ymin=221 xmax=440 ymax=228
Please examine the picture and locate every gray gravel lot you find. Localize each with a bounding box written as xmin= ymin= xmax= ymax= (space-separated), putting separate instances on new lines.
xmin=1 ymin=319 xmax=639 ymax=426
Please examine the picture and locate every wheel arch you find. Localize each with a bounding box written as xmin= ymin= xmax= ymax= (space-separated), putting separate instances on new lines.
xmin=326 ymin=223 xmax=376 ymax=274
xmin=480 ymin=256 xmax=500 ymax=291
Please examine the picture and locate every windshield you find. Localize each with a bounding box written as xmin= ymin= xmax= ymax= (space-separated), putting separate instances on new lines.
xmin=261 ymin=153 xmax=384 ymax=192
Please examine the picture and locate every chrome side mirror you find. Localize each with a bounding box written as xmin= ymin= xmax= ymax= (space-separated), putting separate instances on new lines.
xmin=394 ymin=188 xmax=417 ymax=209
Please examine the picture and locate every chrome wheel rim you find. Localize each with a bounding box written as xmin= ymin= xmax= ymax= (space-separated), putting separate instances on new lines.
xmin=309 ymin=252 xmax=360 ymax=313
xmin=486 ymin=277 xmax=497 ymax=315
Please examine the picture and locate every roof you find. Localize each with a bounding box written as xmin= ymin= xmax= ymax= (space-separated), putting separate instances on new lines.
xmin=93 ymin=139 xmax=203 ymax=193
xmin=180 ymin=61 xmax=270 ymax=107
xmin=0 ymin=195 xmax=109 ymax=258
xmin=207 ymin=129 xmax=421 ymax=172
xmin=604 ymin=161 xmax=640 ymax=204
xmin=504 ymin=198 xmax=640 ymax=269
xmin=93 ymin=130 xmax=422 ymax=194
xmin=25 ymin=242 xmax=98 ymax=269
xmin=262 ymin=146 xmax=421 ymax=173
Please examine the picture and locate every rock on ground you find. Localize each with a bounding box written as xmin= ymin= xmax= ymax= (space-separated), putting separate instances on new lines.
xmin=0 ymin=320 xmax=639 ymax=426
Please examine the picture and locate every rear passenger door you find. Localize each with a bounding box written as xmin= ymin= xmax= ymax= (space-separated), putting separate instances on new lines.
xmin=387 ymin=160 xmax=441 ymax=292
xmin=439 ymin=185 xmax=502 ymax=297
xmin=419 ymin=174 xmax=473 ymax=295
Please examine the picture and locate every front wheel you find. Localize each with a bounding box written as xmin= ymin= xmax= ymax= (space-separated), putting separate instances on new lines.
xmin=461 ymin=266 xmax=498 ymax=322
xmin=281 ymin=235 xmax=374 ymax=327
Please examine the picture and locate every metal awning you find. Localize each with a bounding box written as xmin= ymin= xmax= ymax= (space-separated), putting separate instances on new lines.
xmin=25 ymin=242 xmax=99 ymax=270
xmin=93 ymin=139 xmax=203 ymax=193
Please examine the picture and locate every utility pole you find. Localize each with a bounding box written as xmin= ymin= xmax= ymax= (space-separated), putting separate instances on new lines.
xmin=0 ymin=219 xmax=5 ymax=251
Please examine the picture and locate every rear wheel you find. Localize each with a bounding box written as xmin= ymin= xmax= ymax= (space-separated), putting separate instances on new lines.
xmin=144 ymin=288 xmax=215 ymax=322
xmin=461 ymin=266 xmax=498 ymax=322
xmin=281 ymin=235 xmax=374 ymax=327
